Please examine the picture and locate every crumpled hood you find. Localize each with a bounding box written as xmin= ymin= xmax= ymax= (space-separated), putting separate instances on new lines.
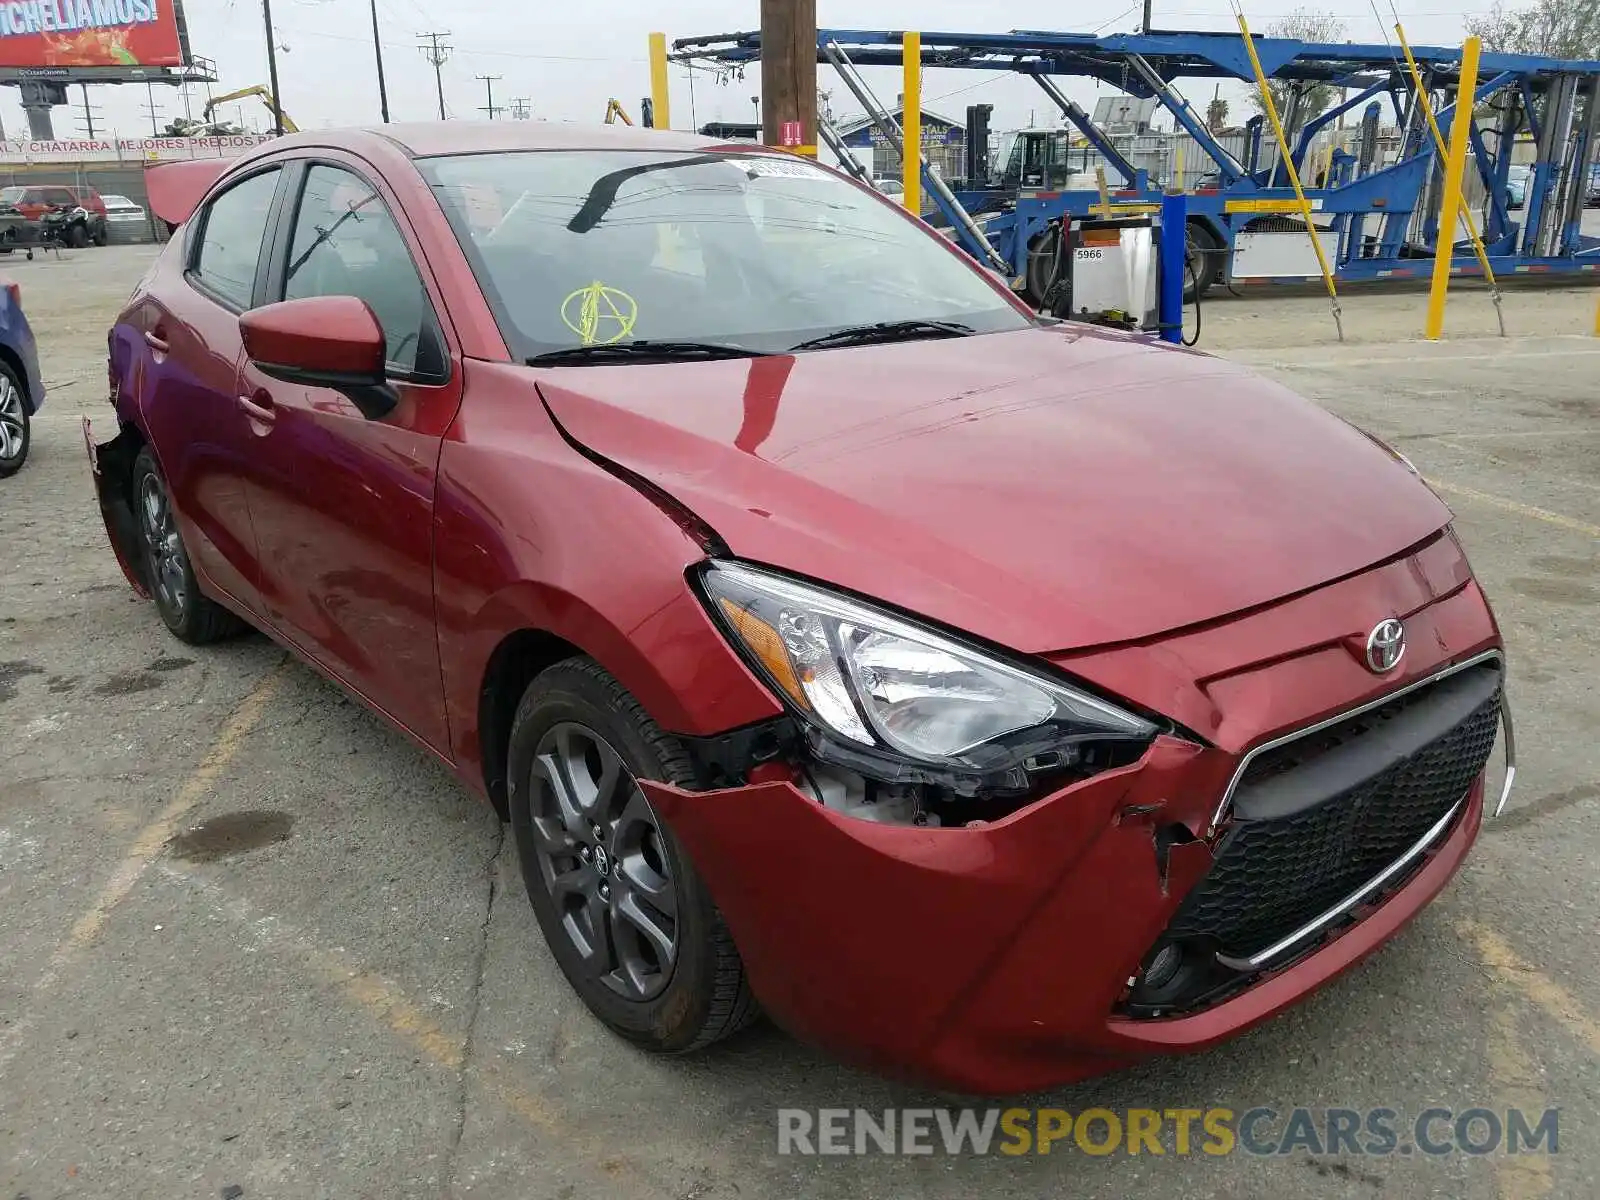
xmin=535 ymin=325 xmax=1452 ymax=653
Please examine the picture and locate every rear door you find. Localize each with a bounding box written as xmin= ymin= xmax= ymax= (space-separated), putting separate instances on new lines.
xmin=235 ymin=156 xmax=461 ymax=752
xmin=131 ymin=164 xmax=290 ymax=617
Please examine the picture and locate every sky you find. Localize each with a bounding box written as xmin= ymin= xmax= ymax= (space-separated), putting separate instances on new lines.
xmin=2 ymin=0 xmax=1515 ymax=144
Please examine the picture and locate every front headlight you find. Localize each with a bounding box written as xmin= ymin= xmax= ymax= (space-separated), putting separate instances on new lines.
xmin=701 ymin=561 xmax=1156 ymax=784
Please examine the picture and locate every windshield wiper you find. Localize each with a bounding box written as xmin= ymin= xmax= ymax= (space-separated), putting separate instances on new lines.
xmin=526 ymin=340 xmax=772 ymax=366
xmin=787 ymin=319 xmax=975 ymax=352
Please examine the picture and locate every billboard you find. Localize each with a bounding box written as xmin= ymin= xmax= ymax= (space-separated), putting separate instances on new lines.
xmin=0 ymin=0 xmax=182 ymax=69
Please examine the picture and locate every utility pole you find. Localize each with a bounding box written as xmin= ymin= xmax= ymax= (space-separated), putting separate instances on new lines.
xmin=1142 ymin=0 xmax=1153 ymax=33
xmin=142 ymin=82 xmax=163 ymax=135
xmin=262 ymin=0 xmax=285 ymax=135
xmin=369 ymin=0 xmax=391 ymax=122
xmin=758 ymin=0 xmax=817 ymax=154
xmin=509 ymin=97 xmax=531 ymax=120
xmin=79 ymin=83 xmax=100 ymax=138
xmin=418 ymin=31 xmax=452 ymax=120
xmin=476 ymin=74 xmax=503 ymax=119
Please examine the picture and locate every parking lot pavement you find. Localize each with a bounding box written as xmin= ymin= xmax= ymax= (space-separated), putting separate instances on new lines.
xmin=2 ymin=244 xmax=1597 ymax=1198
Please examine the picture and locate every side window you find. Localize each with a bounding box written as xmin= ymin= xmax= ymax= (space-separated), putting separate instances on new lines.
xmin=193 ymin=169 xmax=281 ymax=309
xmin=283 ymin=165 xmax=431 ymax=376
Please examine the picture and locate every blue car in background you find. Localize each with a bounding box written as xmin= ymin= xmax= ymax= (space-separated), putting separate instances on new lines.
xmin=0 ymin=278 xmax=44 ymax=477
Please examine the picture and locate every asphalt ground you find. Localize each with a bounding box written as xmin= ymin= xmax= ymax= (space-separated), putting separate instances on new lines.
xmin=1 ymin=243 xmax=1597 ymax=1200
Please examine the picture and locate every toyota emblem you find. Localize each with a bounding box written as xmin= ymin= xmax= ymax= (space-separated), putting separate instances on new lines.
xmin=1365 ymin=618 xmax=1406 ymax=674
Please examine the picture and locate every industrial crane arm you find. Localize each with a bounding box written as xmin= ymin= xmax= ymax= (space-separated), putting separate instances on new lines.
xmin=203 ymin=85 xmax=298 ymax=134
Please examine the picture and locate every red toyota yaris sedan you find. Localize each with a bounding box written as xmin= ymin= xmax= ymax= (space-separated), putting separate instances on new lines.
xmin=90 ymin=123 xmax=1510 ymax=1093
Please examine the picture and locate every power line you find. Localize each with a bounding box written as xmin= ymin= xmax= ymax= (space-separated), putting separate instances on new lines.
xmin=476 ymin=73 xmax=502 ymax=119
xmin=141 ymin=81 xmax=164 ymax=136
xmin=273 ymin=24 xmax=643 ymax=63
xmin=76 ymin=84 xmax=103 ymax=138
xmin=418 ymin=30 xmax=452 ymax=121
xmin=509 ymin=97 xmax=531 ymax=120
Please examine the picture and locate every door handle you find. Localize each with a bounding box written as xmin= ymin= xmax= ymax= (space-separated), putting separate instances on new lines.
xmin=238 ymin=391 xmax=276 ymax=423
xmin=144 ymin=329 xmax=169 ymax=353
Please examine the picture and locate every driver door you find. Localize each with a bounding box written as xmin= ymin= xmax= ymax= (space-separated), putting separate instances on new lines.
xmin=235 ymin=157 xmax=462 ymax=754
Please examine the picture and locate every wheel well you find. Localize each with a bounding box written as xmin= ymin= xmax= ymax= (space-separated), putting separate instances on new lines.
xmin=478 ymin=629 xmax=582 ymax=819
xmin=1186 ymin=215 xmax=1224 ymax=246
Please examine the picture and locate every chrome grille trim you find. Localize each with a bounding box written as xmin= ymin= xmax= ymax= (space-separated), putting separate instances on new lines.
xmin=1205 ymin=648 xmax=1505 ymax=838
xmin=1214 ymin=796 xmax=1464 ymax=971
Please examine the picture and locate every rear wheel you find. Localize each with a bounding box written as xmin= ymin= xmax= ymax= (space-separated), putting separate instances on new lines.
xmin=1023 ymin=223 xmax=1062 ymax=308
xmin=507 ymin=658 xmax=758 ymax=1053
xmin=131 ymin=447 xmax=244 ymax=644
xmin=1184 ymin=221 xmax=1220 ymax=302
xmin=67 ymin=222 xmax=88 ymax=249
xmin=92 ymin=225 xmax=108 ymax=247
xmin=0 ymin=363 xmax=29 ymax=478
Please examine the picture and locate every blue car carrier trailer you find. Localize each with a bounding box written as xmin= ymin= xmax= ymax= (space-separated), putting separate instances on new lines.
xmin=674 ymin=27 xmax=1600 ymax=302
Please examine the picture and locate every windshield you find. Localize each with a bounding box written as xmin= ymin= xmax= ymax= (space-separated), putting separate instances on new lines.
xmin=419 ymin=149 xmax=1028 ymax=357
xmin=0 ymin=187 xmax=25 ymax=204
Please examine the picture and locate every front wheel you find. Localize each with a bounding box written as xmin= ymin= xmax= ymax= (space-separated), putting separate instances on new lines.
xmin=0 ymin=362 xmax=29 ymax=478
xmin=507 ymin=658 xmax=758 ymax=1053
xmin=67 ymin=222 xmax=88 ymax=249
xmin=131 ymin=447 xmax=244 ymax=643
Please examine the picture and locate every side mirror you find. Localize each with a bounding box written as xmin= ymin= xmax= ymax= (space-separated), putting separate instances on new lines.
xmin=239 ymin=295 xmax=397 ymax=420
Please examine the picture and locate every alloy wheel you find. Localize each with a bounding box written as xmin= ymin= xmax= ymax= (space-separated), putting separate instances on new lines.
xmin=528 ymin=721 xmax=679 ymax=1000
xmin=139 ymin=474 xmax=187 ymax=616
xmin=0 ymin=375 xmax=23 ymax=464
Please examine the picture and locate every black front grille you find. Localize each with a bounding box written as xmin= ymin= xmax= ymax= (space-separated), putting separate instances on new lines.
xmin=1165 ymin=661 xmax=1502 ymax=961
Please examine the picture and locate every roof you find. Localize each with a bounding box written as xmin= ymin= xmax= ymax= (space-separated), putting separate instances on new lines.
xmin=266 ymin=120 xmax=723 ymax=159
xmin=832 ymin=106 xmax=965 ymax=137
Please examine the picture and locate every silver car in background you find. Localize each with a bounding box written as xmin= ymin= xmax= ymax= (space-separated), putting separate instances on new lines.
xmin=101 ymin=194 xmax=151 ymax=243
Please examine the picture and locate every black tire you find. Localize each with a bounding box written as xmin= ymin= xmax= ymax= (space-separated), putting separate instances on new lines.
xmin=1184 ymin=221 xmax=1219 ymax=302
xmin=92 ymin=226 xmax=108 ymax=247
xmin=0 ymin=361 xmax=29 ymax=478
xmin=130 ymin=446 xmax=244 ymax=644
xmin=507 ymin=658 xmax=757 ymax=1053
xmin=67 ymin=222 xmax=88 ymax=249
xmin=1022 ymin=223 xmax=1061 ymax=308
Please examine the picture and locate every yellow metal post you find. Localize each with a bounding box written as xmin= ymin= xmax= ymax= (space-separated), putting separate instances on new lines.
xmin=1396 ymin=25 xmax=1503 ymax=336
xmin=648 ymin=32 xmax=671 ymax=131
xmin=1425 ymin=37 xmax=1482 ymax=340
xmin=1594 ymin=294 xmax=1600 ymax=336
xmin=902 ymin=32 xmax=921 ymax=213
xmin=1237 ymin=12 xmax=1343 ymax=340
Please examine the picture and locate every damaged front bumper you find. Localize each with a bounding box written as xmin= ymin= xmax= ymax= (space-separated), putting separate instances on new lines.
xmin=642 ymin=537 xmax=1510 ymax=1094
xmin=643 ymin=743 xmax=1487 ymax=1095
xmin=83 ymin=416 xmax=148 ymax=597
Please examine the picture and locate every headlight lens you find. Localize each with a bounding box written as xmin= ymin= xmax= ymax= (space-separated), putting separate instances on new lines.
xmin=701 ymin=562 xmax=1155 ymax=771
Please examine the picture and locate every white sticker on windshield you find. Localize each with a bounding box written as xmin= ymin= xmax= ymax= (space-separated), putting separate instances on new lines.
xmin=741 ymin=157 xmax=831 ymax=181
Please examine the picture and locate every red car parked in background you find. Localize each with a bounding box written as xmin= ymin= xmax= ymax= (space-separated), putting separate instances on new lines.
xmin=89 ymin=123 xmax=1511 ymax=1093
xmin=0 ymin=184 xmax=110 ymax=247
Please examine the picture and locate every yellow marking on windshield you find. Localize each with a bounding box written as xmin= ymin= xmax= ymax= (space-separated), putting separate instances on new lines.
xmin=561 ymin=281 xmax=638 ymax=345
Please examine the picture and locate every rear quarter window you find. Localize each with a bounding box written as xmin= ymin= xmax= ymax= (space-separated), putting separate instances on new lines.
xmin=191 ymin=169 xmax=282 ymax=310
